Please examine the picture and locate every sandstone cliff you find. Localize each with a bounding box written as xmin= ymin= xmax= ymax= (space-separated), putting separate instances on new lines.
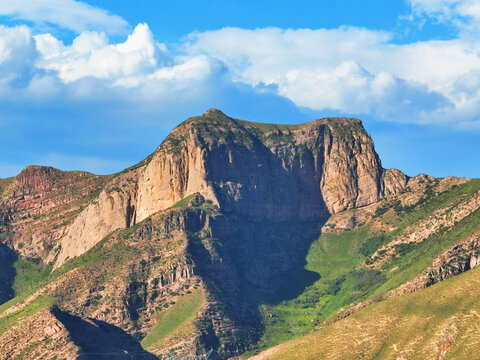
xmin=44 ymin=109 xmax=410 ymax=269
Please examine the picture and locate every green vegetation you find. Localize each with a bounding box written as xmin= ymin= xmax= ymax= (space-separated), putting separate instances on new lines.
xmin=164 ymin=134 xmax=187 ymax=155
xmin=0 ymin=231 xmax=127 ymax=317
xmin=0 ymin=253 xmax=52 ymax=311
xmin=12 ymin=257 xmax=53 ymax=296
xmin=372 ymin=203 xmax=391 ymax=218
xmin=345 ymin=269 xmax=386 ymax=304
xmin=237 ymin=119 xmax=302 ymax=132
xmin=53 ymin=228 xmax=140 ymax=281
xmin=359 ymin=234 xmax=387 ymax=257
xmin=374 ymin=206 xmax=480 ymax=297
xmin=325 ymin=275 xmax=346 ymax=296
xmin=169 ymin=193 xmax=196 ymax=209
xmin=0 ymin=295 xmax=54 ymax=336
xmin=328 ymin=119 xmax=365 ymax=141
xmin=247 ymin=178 xmax=480 ymax=356
xmin=0 ymin=202 xmax=200 ymax=335
xmin=141 ymin=289 xmax=203 ymax=350
xmin=246 ymin=227 xmax=371 ymax=355
xmin=264 ymin=132 xmax=294 ymax=145
xmin=254 ymin=266 xmax=480 ymax=360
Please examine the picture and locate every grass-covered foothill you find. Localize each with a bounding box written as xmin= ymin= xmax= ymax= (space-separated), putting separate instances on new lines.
xmin=246 ymin=178 xmax=480 ymax=356
xmin=0 ymin=234 xmax=118 ymax=319
xmin=245 ymin=227 xmax=373 ymax=356
xmin=0 ymin=202 xmax=202 ymax=337
xmin=0 ymin=251 xmax=53 ymax=309
xmin=141 ymin=289 xmax=204 ymax=350
xmin=253 ymin=266 xmax=480 ymax=360
xmin=0 ymin=227 xmax=131 ymax=319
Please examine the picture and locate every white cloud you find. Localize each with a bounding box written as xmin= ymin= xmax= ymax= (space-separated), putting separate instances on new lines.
xmin=0 ymin=0 xmax=129 ymax=34
xmin=409 ymin=0 xmax=480 ymax=35
xmin=0 ymin=25 xmax=37 ymax=89
xmin=276 ymin=61 xmax=449 ymax=119
xmin=184 ymin=27 xmax=472 ymax=123
xmin=0 ymin=23 xmax=231 ymax=116
xmin=184 ymin=27 xmax=392 ymax=85
xmin=0 ymin=20 xmax=479 ymax=127
xmin=35 ymin=24 xmax=166 ymax=85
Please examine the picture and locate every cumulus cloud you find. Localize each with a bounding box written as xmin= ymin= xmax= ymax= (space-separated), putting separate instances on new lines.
xmin=0 ymin=23 xmax=224 ymax=105
xmin=0 ymin=0 xmax=129 ymax=34
xmin=184 ymin=27 xmax=392 ymax=84
xmin=0 ymin=25 xmax=37 ymax=87
xmin=185 ymin=27 xmax=480 ymax=123
xmin=35 ymin=24 xmax=168 ymax=85
xmin=0 ymin=19 xmax=479 ymax=128
xmin=277 ymin=62 xmax=450 ymax=119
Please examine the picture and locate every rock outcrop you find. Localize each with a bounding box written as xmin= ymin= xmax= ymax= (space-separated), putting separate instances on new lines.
xmin=40 ymin=110 xmax=411 ymax=269
xmin=0 ymin=166 xmax=107 ymax=261
xmin=0 ymin=109 xmax=420 ymax=359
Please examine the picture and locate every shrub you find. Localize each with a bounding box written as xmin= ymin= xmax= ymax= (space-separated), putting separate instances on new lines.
xmin=350 ymin=268 xmax=386 ymax=292
xmin=359 ymin=235 xmax=386 ymax=257
xmin=325 ymin=275 xmax=346 ymax=295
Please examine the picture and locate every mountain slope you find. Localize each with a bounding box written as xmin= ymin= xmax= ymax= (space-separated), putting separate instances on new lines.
xmin=250 ymin=265 xmax=480 ymax=360
xmin=0 ymin=109 xmax=478 ymax=359
xmin=244 ymin=176 xmax=480 ymax=356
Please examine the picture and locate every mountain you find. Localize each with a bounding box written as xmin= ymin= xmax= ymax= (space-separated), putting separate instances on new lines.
xmin=0 ymin=109 xmax=478 ymax=359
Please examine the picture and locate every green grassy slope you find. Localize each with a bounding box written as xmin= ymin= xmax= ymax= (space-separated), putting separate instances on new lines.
xmin=11 ymin=258 xmax=53 ymax=296
xmin=251 ymin=266 xmax=480 ymax=360
xmin=245 ymin=179 xmax=480 ymax=356
xmin=0 ymin=295 xmax=54 ymax=336
xmin=169 ymin=193 xmax=196 ymax=209
xmin=141 ymin=289 xmax=204 ymax=350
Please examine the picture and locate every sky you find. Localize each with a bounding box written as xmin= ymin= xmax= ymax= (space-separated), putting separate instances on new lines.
xmin=0 ymin=0 xmax=479 ymax=178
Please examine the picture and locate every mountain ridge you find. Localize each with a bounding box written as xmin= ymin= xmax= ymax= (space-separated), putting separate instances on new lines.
xmin=2 ymin=109 xmax=410 ymax=270
xmin=1 ymin=110 xmax=478 ymax=359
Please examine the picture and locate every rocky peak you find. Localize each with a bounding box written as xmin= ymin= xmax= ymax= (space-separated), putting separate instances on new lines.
xmin=0 ymin=109 xmax=436 ymax=359
xmin=12 ymin=166 xmax=64 ymax=196
xmin=204 ymin=108 xmax=225 ymax=116
xmin=10 ymin=110 xmax=412 ymax=269
xmin=140 ymin=111 xmax=404 ymax=220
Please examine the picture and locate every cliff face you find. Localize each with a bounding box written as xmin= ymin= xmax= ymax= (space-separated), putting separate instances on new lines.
xmin=0 ymin=166 xmax=107 ymax=260
xmin=49 ymin=109 xmax=408 ymax=269
xmin=176 ymin=110 xmax=385 ymax=218
xmin=0 ymin=110 xmax=414 ymax=359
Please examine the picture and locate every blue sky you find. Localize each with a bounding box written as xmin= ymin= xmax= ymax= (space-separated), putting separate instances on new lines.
xmin=0 ymin=0 xmax=479 ymax=178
